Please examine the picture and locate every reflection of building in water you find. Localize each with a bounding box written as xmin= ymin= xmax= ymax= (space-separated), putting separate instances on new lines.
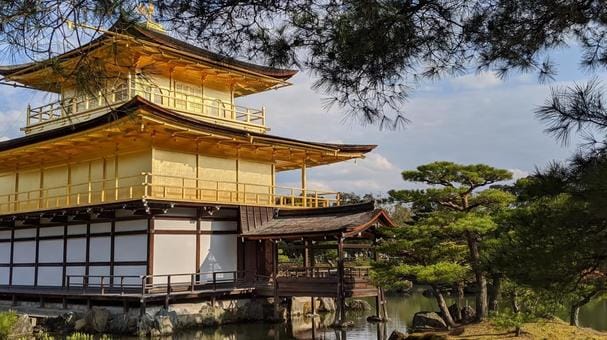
xmin=0 ymin=14 xmax=392 ymax=318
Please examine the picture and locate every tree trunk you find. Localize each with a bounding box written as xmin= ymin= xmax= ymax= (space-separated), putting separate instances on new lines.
xmin=510 ymin=290 xmax=519 ymax=314
xmin=465 ymin=231 xmax=488 ymax=321
xmin=570 ymin=304 xmax=580 ymax=327
xmin=489 ymin=273 xmax=501 ymax=313
xmin=569 ymin=290 xmax=599 ymax=327
xmin=431 ymin=285 xmax=457 ymax=329
xmin=455 ymin=281 xmax=465 ymax=320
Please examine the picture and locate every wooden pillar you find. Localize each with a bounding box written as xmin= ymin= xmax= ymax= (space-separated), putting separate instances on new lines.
xmin=303 ymin=240 xmax=310 ymax=277
xmin=146 ymin=217 xmax=155 ymax=286
xmin=374 ymin=237 xmax=381 ymax=319
xmin=272 ymin=240 xmax=280 ymax=320
xmin=8 ymin=228 xmax=14 ymax=286
xmin=61 ymin=223 xmax=67 ymax=287
xmin=34 ymin=226 xmax=40 ymax=287
xmin=301 ymin=163 xmax=307 ymax=207
xmin=336 ymin=237 xmax=346 ymax=325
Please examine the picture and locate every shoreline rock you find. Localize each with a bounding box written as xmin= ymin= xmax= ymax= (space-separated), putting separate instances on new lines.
xmin=24 ymin=298 xmax=284 ymax=337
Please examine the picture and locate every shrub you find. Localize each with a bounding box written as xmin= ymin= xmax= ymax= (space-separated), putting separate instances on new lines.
xmin=0 ymin=311 xmax=19 ymax=339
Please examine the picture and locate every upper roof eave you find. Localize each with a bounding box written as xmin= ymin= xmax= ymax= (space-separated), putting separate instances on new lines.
xmin=0 ymin=96 xmax=377 ymax=156
xmin=0 ymin=20 xmax=298 ymax=82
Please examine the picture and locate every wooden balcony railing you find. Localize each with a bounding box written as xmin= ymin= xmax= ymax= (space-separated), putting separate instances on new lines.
xmin=25 ymin=80 xmax=266 ymax=132
xmin=278 ymin=266 xmax=372 ymax=282
xmin=0 ymin=173 xmax=340 ymax=215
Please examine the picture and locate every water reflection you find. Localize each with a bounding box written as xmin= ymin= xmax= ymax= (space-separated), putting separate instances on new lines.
xmin=130 ymin=287 xmax=607 ymax=339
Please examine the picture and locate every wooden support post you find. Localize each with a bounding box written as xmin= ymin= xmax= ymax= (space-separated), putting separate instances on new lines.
xmin=301 ymin=163 xmax=307 ymax=207
xmin=336 ymin=237 xmax=346 ymax=325
xmin=140 ymin=299 xmax=146 ymax=317
xmin=165 ymin=275 xmax=171 ymax=310
xmin=373 ymin=237 xmax=382 ymax=320
xmin=381 ymin=287 xmax=388 ymax=320
xmin=375 ymin=293 xmax=381 ymax=320
xmin=62 ymin=298 xmax=67 ymax=309
xmin=272 ymin=240 xmax=280 ymax=320
xmin=303 ymin=240 xmax=310 ymax=277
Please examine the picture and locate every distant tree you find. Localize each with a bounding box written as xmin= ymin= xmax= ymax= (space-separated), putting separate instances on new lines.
xmin=494 ymin=159 xmax=607 ymax=326
xmin=1 ymin=1 xmax=606 ymax=127
xmin=338 ymin=192 xmax=377 ymax=204
xmin=388 ymin=162 xmax=513 ymax=321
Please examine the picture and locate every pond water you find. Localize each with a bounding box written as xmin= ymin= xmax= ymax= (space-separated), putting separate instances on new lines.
xmin=132 ymin=288 xmax=607 ymax=339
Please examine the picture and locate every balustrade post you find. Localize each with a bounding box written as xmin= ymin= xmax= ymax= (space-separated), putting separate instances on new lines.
xmin=26 ymin=105 xmax=31 ymax=126
xmin=143 ymin=173 xmax=149 ymax=198
xmin=115 ymin=176 xmax=119 ymax=201
xmin=165 ymin=275 xmax=171 ymax=309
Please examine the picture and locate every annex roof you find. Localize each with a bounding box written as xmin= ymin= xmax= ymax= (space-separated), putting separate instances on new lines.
xmin=241 ymin=201 xmax=395 ymax=240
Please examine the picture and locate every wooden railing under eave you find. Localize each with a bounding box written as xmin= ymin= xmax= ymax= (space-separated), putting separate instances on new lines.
xmin=25 ymin=80 xmax=267 ymax=133
xmin=0 ymin=173 xmax=340 ymax=214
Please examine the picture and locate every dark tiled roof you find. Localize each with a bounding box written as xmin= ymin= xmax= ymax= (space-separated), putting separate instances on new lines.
xmin=241 ymin=202 xmax=394 ymax=239
xmin=0 ymin=96 xmax=377 ymax=154
xmin=0 ymin=20 xmax=297 ymax=81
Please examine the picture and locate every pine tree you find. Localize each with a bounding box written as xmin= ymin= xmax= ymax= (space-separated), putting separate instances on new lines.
xmin=388 ymin=161 xmax=513 ymax=321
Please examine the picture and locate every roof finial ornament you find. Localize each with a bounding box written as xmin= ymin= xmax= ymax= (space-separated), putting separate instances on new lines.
xmin=137 ymin=2 xmax=165 ymax=32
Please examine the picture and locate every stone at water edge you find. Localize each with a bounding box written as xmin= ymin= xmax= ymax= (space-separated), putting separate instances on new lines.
xmin=367 ymin=315 xmax=385 ymax=322
xmin=387 ymin=330 xmax=407 ymax=340
xmin=42 ymin=312 xmax=79 ymax=333
xmin=412 ymin=311 xmax=448 ymax=331
xmin=448 ymin=304 xmax=461 ymax=322
xmin=318 ymin=297 xmax=336 ymax=312
xmin=136 ymin=313 xmax=155 ymax=337
xmin=331 ymin=320 xmax=354 ymax=329
xmin=8 ymin=314 xmax=34 ymax=337
xmin=84 ymin=307 xmax=111 ymax=333
xmin=460 ymin=305 xmax=476 ymax=323
xmin=155 ymin=315 xmax=174 ymax=336
xmin=73 ymin=318 xmax=87 ymax=332
xmin=346 ymin=299 xmax=372 ymax=311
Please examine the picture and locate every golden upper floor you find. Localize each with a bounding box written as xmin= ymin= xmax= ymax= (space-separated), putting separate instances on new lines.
xmin=0 ymin=97 xmax=375 ymax=215
xmin=0 ymin=20 xmax=296 ymax=135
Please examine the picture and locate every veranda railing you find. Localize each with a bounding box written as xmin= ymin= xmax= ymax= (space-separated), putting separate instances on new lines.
xmin=0 ymin=173 xmax=340 ymax=214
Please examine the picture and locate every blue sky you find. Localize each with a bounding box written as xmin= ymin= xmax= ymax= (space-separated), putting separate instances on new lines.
xmin=0 ymin=44 xmax=601 ymax=195
xmin=238 ymin=47 xmax=602 ymax=195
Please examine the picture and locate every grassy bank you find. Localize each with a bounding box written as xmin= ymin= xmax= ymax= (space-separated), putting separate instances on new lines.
xmin=409 ymin=319 xmax=607 ymax=339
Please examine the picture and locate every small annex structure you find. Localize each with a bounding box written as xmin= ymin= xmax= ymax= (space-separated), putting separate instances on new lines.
xmin=0 ymin=15 xmax=393 ymax=321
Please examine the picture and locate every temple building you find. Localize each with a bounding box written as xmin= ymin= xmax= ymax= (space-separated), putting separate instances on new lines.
xmin=0 ymin=17 xmax=393 ymax=323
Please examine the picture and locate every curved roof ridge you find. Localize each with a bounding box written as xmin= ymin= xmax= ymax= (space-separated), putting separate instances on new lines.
xmin=0 ymin=19 xmax=297 ymax=81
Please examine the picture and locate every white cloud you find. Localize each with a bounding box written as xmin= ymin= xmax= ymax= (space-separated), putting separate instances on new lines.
xmin=305 ymin=152 xmax=402 ymax=193
xmin=508 ymin=168 xmax=530 ymax=180
xmin=449 ymin=71 xmax=502 ymax=90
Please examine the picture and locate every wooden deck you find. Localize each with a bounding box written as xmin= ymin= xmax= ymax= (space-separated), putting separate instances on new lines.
xmin=0 ymin=267 xmax=377 ymax=306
